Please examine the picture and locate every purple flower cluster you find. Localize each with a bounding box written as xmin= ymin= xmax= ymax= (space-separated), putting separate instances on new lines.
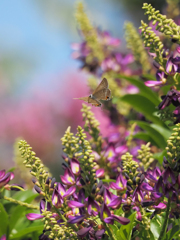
xmin=145 ymin=47 xmax=180 ymax=87
xmin=26 ymin=141 xmax=180 ymax=240
xmin=158 ymin=88 xmax=180 ymax=124
xmin=27 ymin=157 xmax=130 ymax=239
xmin=93 ymin=127 xmax=144 ymax=178
xmin=72 ymin=30 xmax=134 ymax=77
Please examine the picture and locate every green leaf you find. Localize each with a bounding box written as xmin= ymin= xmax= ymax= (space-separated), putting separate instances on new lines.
xmin=141 ymin=73 xmax=156 ymax=81
xmin=137 ymin=229 xmax=155 ymax=240
xmin=117 ymin=75 xmax=160 ymax=105
xmin=150 ymin=214 xmax=165 ymax=239
xmin=12 ymin=190 xmax=36 ymax=202
xmin=132 ymin=121 xmax=167 ymax=149
xmin=24 ymin=193 xmax=39 ymax=204
xmin=165 ymin=225 xmax=180 ymax=240
xmin=120 ymin=94 xmax=163 ymax=125
xmin=9 ymin=205 xmax=26 ymax=234
xmin=133 ymin=132 xmax=157 ymax=146
xmin=153 ymin=150 xmax=167 ymax=165
xmin=0 ymin=203 xmax=9 ymax=236
xmin=114 ymin=207 xmax=124 ymax=217
xmin=109 ymin=224 xmax=119 ymax=236
xmin=115 ymin=212 xmax=136 ymax=240
xmin=9 ymin=225 xmax=44 ymax=239
xmin=150 ymin=124 xmax=171 ymax=140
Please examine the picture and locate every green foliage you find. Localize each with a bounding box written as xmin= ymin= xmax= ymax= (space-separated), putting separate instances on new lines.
xmin=75 ymin=2 xmax=104 ymax=62
xmin=133 ymin=121 xmax=168 ymax=149
xmin=61 ymin=125 xmax=97 ymax=194
xmin=164 ymin=225 xmax=180 ymax=240
xmin=81 ymin=103 xmax=103 ymax=153
xmin=150 ymin=213 xmax=166 ymax=240
xmin=1 ymin=190 xmax=43 ymax=240
xmin=142 ymin=3 xmax=180 ymax=44
xmin=0 ymin=203 xmax=8 ymax=237
xmin=137 ymin=142 xmax=154 ymax=170
xmin=114 ymin=212 xmax=136 ymax=240
xmin=117 ymin=75 xmax=160 ymax=105
xmin=166 ymin=123 xmax=180 ymax=163
xmin=124 ymin=22 xmax=151 ymax=73
xmin=121 ymin=94 xmax=162 ymax=125
xmin=121 ymin=153 xmax=139 ymax=191
xmin=140 ymin=20 xmax=165 ymax=67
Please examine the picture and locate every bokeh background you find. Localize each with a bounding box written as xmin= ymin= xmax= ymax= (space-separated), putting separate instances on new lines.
xmin=0 ymin=0 xmax=166 ymax=178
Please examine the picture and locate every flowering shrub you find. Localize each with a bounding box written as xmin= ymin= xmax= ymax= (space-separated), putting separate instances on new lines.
xmin=2 ymin=1 xmax=180 ymax=240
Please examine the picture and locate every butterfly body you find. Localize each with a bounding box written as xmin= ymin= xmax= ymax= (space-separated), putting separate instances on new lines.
xmin=74 ymin=78 xmax=111 ymax=107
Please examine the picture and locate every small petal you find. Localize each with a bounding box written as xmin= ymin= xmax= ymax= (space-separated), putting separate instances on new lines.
xmin=103 ymin=217 xmax=114 ymax=224
xmin=111 ymin=215 xmax=130 ymax=225
xmin=40 ymin=199 xmax=46 ymax=213
xmin=70 ymin=158 xmax=80 ymax=175
xmin=63 ymin=186 xmax=76 ymax=198
xmin=96 ymin=169 xmax=105 ymax=178
xmin=77 ymin=226 xmax=92 ymax=238
xmin=140 ymin=182 xmax=153 ymax=192
xmin=95 ymin=229 xmax=105 ymax=238
xmin=68 ymin=215 xmax=85 ymax=224
xmin=136 ymin=211 xmax=142 ymax=221
xmin=0 ymin=170 xmax=6 ymax=179
xmin=154 ymin=202 xmax=166 ymax=209
xmin=145 ymin=80 xmax=163 ymax=87
xmin=107 ymin=197 xmax=122 ymax=209
xmin=26 ymin=213 xmax=44 ymax=220
xmin=68 ymin=200 xmax=85 ymax=208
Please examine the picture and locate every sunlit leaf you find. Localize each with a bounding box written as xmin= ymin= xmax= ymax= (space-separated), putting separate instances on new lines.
xmin=0 ymin=203 xmax=9 ymax=236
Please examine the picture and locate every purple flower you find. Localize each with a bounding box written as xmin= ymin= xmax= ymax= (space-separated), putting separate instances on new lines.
xmin=0 ymin=235 xmax=6 ymax=240
xmin=163 ymin=167 xmax=176 ymax=185
xmin=96 ymin=168 xmax=105 ymax=178
xmin=26 ymin=213 xmax=44 ymax=221
xmin=158 ymin=89 xmax=180 ymax=110
xmin=70 ymin=158 xmax=80 ymax=175
xmin=0 ymin=170 xmax=14 ymax=189
xmin=110 ymin=174 xmax=127 ymax=191
xmin=68 ymin=215 xmax=85 ymax=224
xmin=100 ymin=203 xmax=130 ymax=225
xmin=100 ymin=30 xmax=120 ymax=47
xmin=115 ymin=53 xmax=134 ymax=66
xmin=68 ymin=200 xmax=85 ymax=208
xmin=26 ymin=199 xmax=50 ymax=221
xmin=60 ymin=168 xmax=75 ymax=185
xmin=166 ymin=52 xmax=178 ymax=75
xmin=107 ymin=197 xmax=122 ymax=209
xmin=77 ymin=226 xmax=92 ymax=238
xmin=145 ymin=70 xmax=167 ymax=87
xmin=52 ymin=187 xmax=63 ymax=208
xmin=56 ymin=182 xmax=76 ymax=199
xmin=103 ymin=188 xmax=117 ymax=206
xmin=87 ymin=196 xmax=100 ymax=216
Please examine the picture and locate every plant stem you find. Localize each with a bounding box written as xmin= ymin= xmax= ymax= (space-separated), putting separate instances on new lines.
xmin=3 ymin=195 xmax=39 ymax=210
xmin=158 ymin=198 xmax=171 ymax=240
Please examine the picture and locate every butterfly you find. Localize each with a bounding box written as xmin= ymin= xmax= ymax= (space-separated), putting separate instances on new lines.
xmin=74 ymin=78 xmax=111 ymax=107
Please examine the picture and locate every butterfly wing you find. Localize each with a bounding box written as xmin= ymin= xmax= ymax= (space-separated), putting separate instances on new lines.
xmin=92 ymin=78 xmax=109 ymax=94
xmin=73 ymin=96 xmax=89 ymax=102
xmin=92 ymin=88 xmax=111 ymax=100
xmin=74 ymin=96 xmax=101 ymax=107
xmin=88 ymin=97 xmax=102 ymax=107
